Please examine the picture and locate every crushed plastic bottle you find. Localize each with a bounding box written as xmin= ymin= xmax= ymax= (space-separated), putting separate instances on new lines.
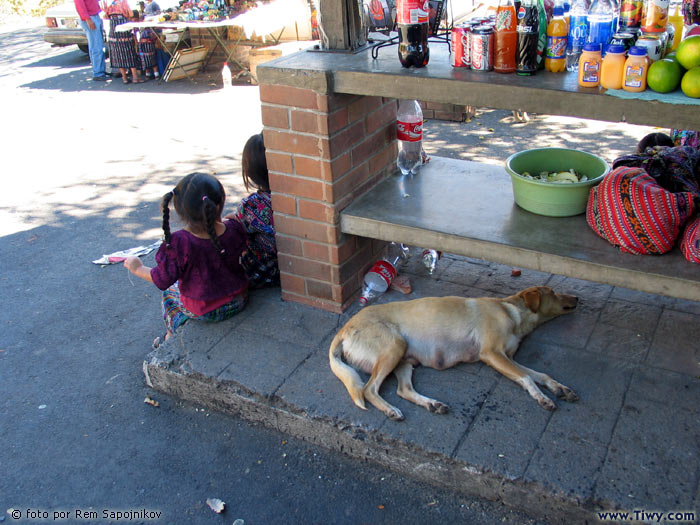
xmin=421 ymin=249 xmax=441 ymax=274
xmin=359 ymin=242 xmax=410 ymax=306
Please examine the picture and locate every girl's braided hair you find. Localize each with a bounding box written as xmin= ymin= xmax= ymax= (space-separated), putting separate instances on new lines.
xmin=161 ymin=172 xmax=227 ymax=253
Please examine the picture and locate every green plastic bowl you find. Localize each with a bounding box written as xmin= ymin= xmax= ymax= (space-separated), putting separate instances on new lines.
xmin=505 ymin=148 xmax=610 ymax=217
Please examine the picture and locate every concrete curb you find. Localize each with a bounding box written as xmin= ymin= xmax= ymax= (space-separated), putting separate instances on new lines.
xmin=144 ymin=347 xmax=596 ymax=524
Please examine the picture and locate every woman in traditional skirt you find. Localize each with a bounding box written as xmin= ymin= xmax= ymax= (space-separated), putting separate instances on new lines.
xmin=102 ymin=0 xmax=143 ymax=83
xmin=136 ymin=27 xmax=160 ymax=79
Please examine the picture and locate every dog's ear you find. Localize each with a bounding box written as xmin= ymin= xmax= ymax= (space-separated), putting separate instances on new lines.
xmin=521 ymin=289 xmax=541 ymax=313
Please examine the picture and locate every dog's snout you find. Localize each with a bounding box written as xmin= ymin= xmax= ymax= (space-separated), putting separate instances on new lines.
xmin=562 ymin=295 xmax=578 ymax=310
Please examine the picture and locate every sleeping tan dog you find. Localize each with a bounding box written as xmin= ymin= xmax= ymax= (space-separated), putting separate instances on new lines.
xmin=329 ymin=286 xmax=579 ymax=420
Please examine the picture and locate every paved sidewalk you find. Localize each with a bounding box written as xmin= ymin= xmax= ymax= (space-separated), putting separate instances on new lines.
xmin=144 ymin=251 xmax=700 ymax=523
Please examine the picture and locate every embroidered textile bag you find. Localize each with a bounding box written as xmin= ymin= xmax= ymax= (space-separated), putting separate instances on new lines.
xmin=586 ymin=166 xmax=696 ymax=255
xmin=680 ymin=216 xmax=700 ymax=263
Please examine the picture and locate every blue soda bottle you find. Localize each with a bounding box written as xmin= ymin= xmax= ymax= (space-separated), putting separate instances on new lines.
xmin=587 ymin=0 xmax=614 ymax=54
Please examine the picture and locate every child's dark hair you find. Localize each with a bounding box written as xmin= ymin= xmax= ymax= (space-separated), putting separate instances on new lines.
xmin=161 ymin=172 xmax=226 ymax=253
xmin=637 ymin=132 xmax=674 ymax=153
xmin=241 ymin=132 xmax=269 ymax=192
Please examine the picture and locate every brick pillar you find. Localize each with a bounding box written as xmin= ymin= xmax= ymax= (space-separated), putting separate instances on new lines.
xmin=259 ymin=84 xmax=397 ymax=312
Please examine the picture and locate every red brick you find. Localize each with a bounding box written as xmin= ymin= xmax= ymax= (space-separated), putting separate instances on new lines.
xmin=325 ymin=107 xmax=349 ymax=135
xmin=368 ymin=134 xmax=397 ymax=174
xmin=366 ymin=101 xmax=397 ymax=135
xmin=302 ymin=240 xmax=331 ymax=262
xmin=281 ymin=290 xmax=345 ymax=313
xmin=261 ymin=105 xmax=290 ymax=129
xmin=323 ymin=120 xmax=366 ymax=160
xmin=351 ymin=131 xmax=389 ymax=168
xmin=273 ymin=214 xmax=338 ymax=243
xmin=329 ymin=235 xmax=356 ymax=265
xmin=334 ymin=240 xmax=373 ymax=282
xmin=259 ymin=84 xmax=319 ymax=109
xmin=275 ymin=233 xmax=303 ymax=257
xmin=266 ymin=151 xmax=293 ymax=175
xmin=270 ymin=193 xmax=296 ymax=215
xmin=294 ymin=156 xmax=323 ymax=180
xmin=327 ymin=163 xmax=369 ymax=202
xmin=347 ymin=98 xmax=368 ymax=124
xmin=279 ymin=272 xmax=305 ymax=295
xmin=306 ymin=279 xmax=335 ymax=301
xmin=269 ymin=173 xmax=325 ymax=201
xmin=291 ymin=110 xmax=320 ymax=134
xmin=298 ymin=199 xmax=335 ymax=223
xmin=316 ymin=93 xmax=358 ymax=113
xmin=263 ymin=129 xmax=321 ymax=157
xmin=278 ymin=253 xmax=332 ymax=281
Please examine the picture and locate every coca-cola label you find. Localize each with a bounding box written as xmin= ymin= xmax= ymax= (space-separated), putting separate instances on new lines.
xmin=368 ymin=260 xmax=397 ymax=287
xmin=397 ymin=119 xmax=423 ymax=141
xmin=397 ymin=0 xmax=429 ymax=24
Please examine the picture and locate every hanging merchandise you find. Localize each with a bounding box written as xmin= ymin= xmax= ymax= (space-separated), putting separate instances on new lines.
xmin=397 ymin=0 xmax=430 ymax=67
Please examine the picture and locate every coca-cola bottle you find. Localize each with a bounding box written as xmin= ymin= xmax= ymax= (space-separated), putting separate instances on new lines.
xmin=359 ymin=242 xmax=410 ymax=306
xmin=396 ymin=99 xmax=423 ymax=176
xmin=397 ymin=0 xmax=430 ymax=68
xmin=515 ymin=0 xmax=540 ymax=75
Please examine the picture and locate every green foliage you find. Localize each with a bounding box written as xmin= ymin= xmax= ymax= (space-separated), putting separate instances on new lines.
xmin=1 ymin=0 xmax=64 ymax=18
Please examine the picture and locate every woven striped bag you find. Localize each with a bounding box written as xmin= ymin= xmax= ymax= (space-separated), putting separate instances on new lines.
xmin=586 ymin=166 xmax=696 ymax=255
xmin=680 ymin=216 xmax=700 ymax=264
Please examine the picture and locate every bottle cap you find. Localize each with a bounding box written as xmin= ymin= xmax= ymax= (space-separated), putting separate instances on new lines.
xmin=606 ymin=44 xmax=625 ymax=54
xmin=628 ymin=45 xmax=647 ymax=56
xmin=583 ymin=43 xmax=602 ymax=52
xmin=553 ymin=5 xmax=564 ymax=16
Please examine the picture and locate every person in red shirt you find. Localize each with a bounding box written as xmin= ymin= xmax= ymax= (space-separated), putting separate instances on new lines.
xmin=74 ymin=0 xmax=109 ymax=80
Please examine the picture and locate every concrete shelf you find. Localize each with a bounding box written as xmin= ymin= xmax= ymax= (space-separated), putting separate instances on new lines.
xmin=341 ymin=157 xmax=700 ymax=302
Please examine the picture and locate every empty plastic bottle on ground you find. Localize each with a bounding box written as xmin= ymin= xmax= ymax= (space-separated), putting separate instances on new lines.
xmin=422 ymin=249 xmax=441 ymax=274
xmin=222 ymin=62 xmax=232 ymax=89
xmin=359 ymin=242 xmax=410 ymax=306
xmin=396 ymin=99 xmax=423 ymax=176
xmin=566 ymin=0 xmax=589 ymax=71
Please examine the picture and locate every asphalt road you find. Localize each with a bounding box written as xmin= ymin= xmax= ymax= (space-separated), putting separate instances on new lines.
xmin=0 ymin=19 xmax=558 ymax=525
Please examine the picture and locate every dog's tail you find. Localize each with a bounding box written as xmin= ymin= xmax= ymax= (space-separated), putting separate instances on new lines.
xmin=329 ymin=331 xmax=367 ymax=410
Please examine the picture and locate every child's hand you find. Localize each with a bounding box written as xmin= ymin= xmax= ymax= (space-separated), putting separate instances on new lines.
xmin=124 ymin=256 xmax=143 ymax=273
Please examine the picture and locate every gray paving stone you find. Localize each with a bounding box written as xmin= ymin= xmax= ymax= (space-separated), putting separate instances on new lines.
xmin=594 ymin=401 xmax=700 ymax=510
xmin=547 ymin=275 xmax=613 ymax=309
xmin=646 ymin=309 xmax=700 ymax=376
xmin=377 ymin=365 xmax=498 ymax=457
xmin=586 ymin=323 xmax=651 ymax=362
xmin=473 ymin=264 xmax=551 ymax=296
xmin=454 ymin=377 xmax=552 ymax=479
xmin=516 ymin=342 xmax=633 ymax=446
xmin=275 ymin=345 xmax=388 ymax=431
xmin=433 ymin=256 xmax=492 ymax=288
xmin=627 ymin=366 xmax=700 ymax=413
xmin=610 ymin=286 xmax=677 ymax=308
xmin=211 ymin=327 xmax=314 ymax=398
xmin=524 ymin=306 xmax=598 ymax=351
xmin=524 ymin=430 xmax=608 ymax=504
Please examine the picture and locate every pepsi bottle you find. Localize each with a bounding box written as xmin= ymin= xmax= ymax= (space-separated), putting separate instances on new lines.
xmin=516 ymin=0 xmax=539 ymax=74
xmin=397 ymin=0 xmax=430 ymax=68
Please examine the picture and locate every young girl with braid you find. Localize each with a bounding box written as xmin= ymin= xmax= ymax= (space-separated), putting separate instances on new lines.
xmin=124 ymin=172 xmax=248 ymax=346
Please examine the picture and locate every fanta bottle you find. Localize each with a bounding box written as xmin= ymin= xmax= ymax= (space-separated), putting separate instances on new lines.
xmin=495 ymin=0 xmax=518 ymax=73
xmin=545 ymin=0 xmax=568 ymax=71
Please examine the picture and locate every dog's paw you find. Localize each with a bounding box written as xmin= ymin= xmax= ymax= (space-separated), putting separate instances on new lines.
xmin=386 ymin=407 xmax=404 ymax=421
xmin=556 ymin=386 xmax=579 ymax=403
xmin=538 ymin=396 xmax=557 ymax=411
xmin=428 ymin=401 xmax=449 ymax=414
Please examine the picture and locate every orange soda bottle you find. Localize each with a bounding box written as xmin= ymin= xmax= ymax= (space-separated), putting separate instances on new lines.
xmin=494 ymin=0 xmax=517 ymax=73
xmin=545 ymin=0 xmax=568 ymax=72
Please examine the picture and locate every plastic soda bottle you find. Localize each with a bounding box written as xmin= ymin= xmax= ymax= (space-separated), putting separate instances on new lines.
xmin=422 ymin=249 xmax=442 ymax=274
xmin=587 ymin=0 xmax=614 ymax=53
xmin=396 ymin=99 xmax=423 ymax=176
xmin=494 ymin=0 xmax=518 ymax=73
xmin=515 ymin=0 xmax=540 ymax=75
xmin=566 ymin=0 xmax=589 ymax=71
xmin=397 ymin=0 xmax=430 ymax=67
xmin=545 ymin=0 xmax=568 ymax=71
xmin=221 ymin=62 xmax=232 ymax=89
xmin=359 ymin=242 xmax=410 ymax=306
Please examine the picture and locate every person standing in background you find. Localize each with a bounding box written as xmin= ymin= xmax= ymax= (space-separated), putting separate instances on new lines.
xmin=74 ymin=0 xmax=109 ymax=81
xmin=102 ymin=0 xmax=144 ymax=83
xmin=143 ymin=0 xmax=161 ymax=16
